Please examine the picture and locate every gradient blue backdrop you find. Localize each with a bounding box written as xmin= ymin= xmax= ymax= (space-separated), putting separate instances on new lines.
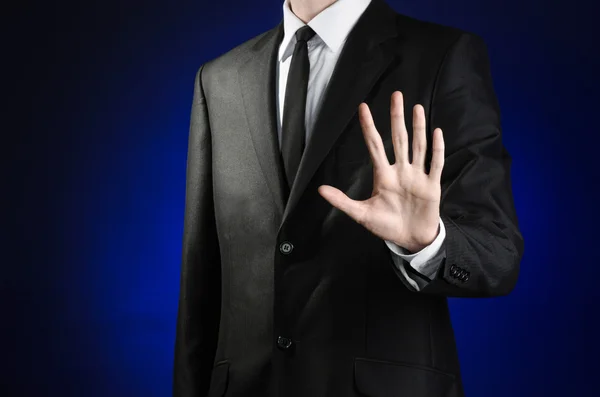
xmin=5 ymin=0 xmax=599 ymax=396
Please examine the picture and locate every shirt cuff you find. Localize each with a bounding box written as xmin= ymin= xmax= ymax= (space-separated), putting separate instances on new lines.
xmin=384 ymin=217 xmax=446 ymax=280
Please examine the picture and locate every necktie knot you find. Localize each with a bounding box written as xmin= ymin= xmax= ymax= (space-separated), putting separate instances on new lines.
xmin=295 ymin=25 xmax=316 ymax=43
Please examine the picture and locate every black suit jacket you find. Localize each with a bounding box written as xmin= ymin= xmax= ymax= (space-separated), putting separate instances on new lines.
xmin=173 ymin=0 xmax=524 ymax=396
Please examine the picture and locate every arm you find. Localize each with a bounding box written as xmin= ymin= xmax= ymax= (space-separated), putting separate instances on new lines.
xmin=385 ymin=217 xmax=446 ymax=291
xmin=173 ymin=65 xmax=221 ymax=397
xmin=391 ymin=33 xmax=524 ymax=297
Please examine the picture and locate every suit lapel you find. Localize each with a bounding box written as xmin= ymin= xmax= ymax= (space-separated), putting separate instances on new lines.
xmin=280 ymin=0 xmax=401 ymax=230
xmin=238 ymin=23 xmax=288 ymax=218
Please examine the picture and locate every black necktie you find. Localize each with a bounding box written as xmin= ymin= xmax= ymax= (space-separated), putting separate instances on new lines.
xmin=281 ymin=25 xmax=316 ymax=190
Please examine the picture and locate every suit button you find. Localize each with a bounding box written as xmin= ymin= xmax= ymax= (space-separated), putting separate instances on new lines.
xmin=279 ymin=241 xmax=294 ymax=255
xmin=277 ymin=336 xmax=293 ymax=350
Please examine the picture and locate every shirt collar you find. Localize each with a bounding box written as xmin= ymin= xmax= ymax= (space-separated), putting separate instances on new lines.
xmin=278 ymin=0 xmax=372 ymax=62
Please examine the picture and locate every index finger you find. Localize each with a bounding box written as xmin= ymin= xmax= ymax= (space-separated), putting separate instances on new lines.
xmin=358 ymin=102 xmax=390 ymax=170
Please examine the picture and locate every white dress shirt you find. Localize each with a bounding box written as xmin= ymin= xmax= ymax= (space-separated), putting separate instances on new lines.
xmin=275 ymin=0 xmax=446 ymax=290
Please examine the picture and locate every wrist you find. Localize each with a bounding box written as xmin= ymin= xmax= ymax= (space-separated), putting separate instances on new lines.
xmin=396 ymin=222 xmax=440 ymax=254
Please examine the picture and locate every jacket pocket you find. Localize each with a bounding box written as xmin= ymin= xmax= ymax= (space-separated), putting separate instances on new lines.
xmin=207 ymin=360 xmax=230 ymax=397
xmin=353 ymin=357 xmax=456 ymax=397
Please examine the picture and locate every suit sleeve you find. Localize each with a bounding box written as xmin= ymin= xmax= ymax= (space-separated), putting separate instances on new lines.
xmin=392 ymin=33 xmax=525 ymax=297
xmin=173 ymin=65 xmax=222 ymax=397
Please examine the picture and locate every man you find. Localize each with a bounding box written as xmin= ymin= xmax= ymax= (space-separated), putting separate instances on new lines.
xmin=173 ymin=0 xmax=524 ymax=395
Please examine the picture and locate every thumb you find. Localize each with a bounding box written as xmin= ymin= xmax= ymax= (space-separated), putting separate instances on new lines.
xmin=318 ymin=185 xmax=366 ymax=224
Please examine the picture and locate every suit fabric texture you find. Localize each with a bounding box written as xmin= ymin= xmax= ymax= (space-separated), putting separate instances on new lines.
xmin=173 ymin=0 xmax=525 ymax=396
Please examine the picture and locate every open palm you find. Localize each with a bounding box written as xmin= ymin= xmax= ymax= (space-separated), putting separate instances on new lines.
xmin=318 ymin=91 xmax=444 ymax=253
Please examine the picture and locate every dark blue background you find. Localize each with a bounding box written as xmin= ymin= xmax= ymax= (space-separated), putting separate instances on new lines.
xmin=5 ymin=0 xmax=599 ymax=396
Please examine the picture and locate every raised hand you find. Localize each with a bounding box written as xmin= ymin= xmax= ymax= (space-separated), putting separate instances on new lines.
xmin=318 ymin=91 xmax=444 ymax=253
